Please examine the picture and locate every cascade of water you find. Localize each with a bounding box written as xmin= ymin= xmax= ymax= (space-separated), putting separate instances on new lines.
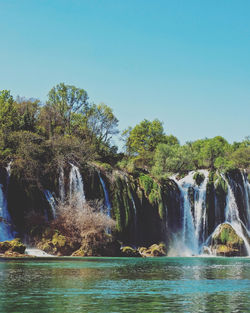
xmin=59 ymin=167 xmax=65 ymax=202
xmin=98 ymin=172 xmax=111 ymax=217
xmin=171 ymin=170 xmax=209 ymax=255
xmin=25 ymin=248 xmax=54 ymax=257
xmin=69 ymin=164 xmax=86 ymax=207
xmin=241 ymin=171 xmax=250 ymax=230
xmin=44 ymin=190 xmax=57 ymax=218
xmin=130 ymin=192 xmax=138 ymax=243
xmin=172 ymin=172 xmax=198 ymax=255
xmin=193 ymin=170 xmax=209 ymax=246
xmin=222 ymin=174 xmax=250 ymax=256
xmin=0 ymin=162 xmax=14 ymax=241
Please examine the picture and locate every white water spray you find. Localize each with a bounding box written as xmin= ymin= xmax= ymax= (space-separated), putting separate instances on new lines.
xmin=171 ymin=170 xmax=209 ymax=255
xmin=69 ymin=164 xmax=86 ymax=207
xmin=59 ymin=167 xmax=65 ymax=202
xmin=0 ymin=162 xmax=15 ymax=241
xmin=98 ymin=172 xmax=111 ymax=217
xmin=44 ymin=190 xmax=57 ymax=218
xmin=222 ymin=175 xmax=250 ymax=256
xmin=241 ymin=171 xmax=250 ymax=230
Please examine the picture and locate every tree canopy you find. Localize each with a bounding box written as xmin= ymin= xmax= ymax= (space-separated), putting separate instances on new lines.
xmin=0 ymin=85 xmax=249 ymax=183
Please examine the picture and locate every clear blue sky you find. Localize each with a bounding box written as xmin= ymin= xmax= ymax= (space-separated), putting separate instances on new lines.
xmin=0 ymin=0 xmax=249 ymax=145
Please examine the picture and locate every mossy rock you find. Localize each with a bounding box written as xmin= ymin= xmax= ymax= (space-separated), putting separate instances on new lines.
xmin=193 ymin=172 xmax=205 ymax=186
xmin=149 ymin=243 xmax=167 ymax=256
xmin=52 ymin=232 xmax=67 ymax=248
xmin=215 ymin=176 xmax=228 ymax=195
xmin=37 ymin=231 xmax=78 ymax=256
xmin=78 ymin=233 xmax=121 ymax=257
xmin=138 ymin=247 xmax=147 ymax=254
xmin=0 ymin=238 xmax=26 ymax=254
xmin=71 ymin=248 xmax=87 ymax=257
xmin=0 ymin=241 xmax=11 ymax=253
xmin=121 ymin=246 xmax=141 ymax=257
xmin=213 ymin=223 xmax=244 ymax=246
xmin=138 ymin=243 xmax=167 ymax=257
xmin=211 ymin=223 xmax=246 ymax=256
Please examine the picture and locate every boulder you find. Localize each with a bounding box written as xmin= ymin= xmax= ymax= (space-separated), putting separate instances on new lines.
xmin=121 ymin=246 xmax=141 ymax=257
xmin=0 ymin=238 xmax=26 ymax=255
xmin=138 ymin=242 xmax=167 ymax=257
xmin=210 ymin=223 xmax=247 ymax=256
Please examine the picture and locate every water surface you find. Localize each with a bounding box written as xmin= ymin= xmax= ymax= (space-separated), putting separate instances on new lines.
xmin=0 ymin=257 xmax=249 ymax=313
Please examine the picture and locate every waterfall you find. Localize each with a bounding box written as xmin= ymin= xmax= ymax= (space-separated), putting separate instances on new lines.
xmin=25 ymin=248 xmax=54 ymax=257
xmin=0 ymin=162 xmax=14 ymax=241
xmin=171 ymin=170 xmax=209 ymax=255
xmin=130 ymin=192 xmax=138 ymax=243
xmin=69 ymin=164 xmax=86 ymax=207
xmin=193 ymin=170 xmax=209 ymax=246
xmin=59 ymin=167 xmax=65 ymax=202
xmin=241 ymin=171 xmax=250 ymax=230
xmin=98 ymin=172 xmax=111 ymax=217
xmin=223 ymin=175 xmax=250 ymax=255
xmin=44 ymin=190 xmax=56 ymax=218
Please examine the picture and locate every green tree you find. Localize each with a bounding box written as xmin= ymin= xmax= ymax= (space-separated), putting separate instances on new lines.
xmin=230 ymin=146 xmax=250 ymax=170
xmin=0 ymin=90 xmax=19 ymax=135
xmin=47 ymin=83 xmax=89 ymax=136
xmin=15 ymin=97 xmax=40 ymax=132
xmin=123 ymin=119 xmax=166 ymax=155
xmin=190 ymin=136 xmax=230 ymax=169
xmin=86 ymin=103 xmax=119 ymax=148
xmin=152 ymin=143 xmax=194 ymax=178
xmin=122 ymin=119 xmax=167 ymax=169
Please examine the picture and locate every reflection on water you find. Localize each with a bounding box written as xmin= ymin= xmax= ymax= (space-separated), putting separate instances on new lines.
xmin=0 ymin=257 xmax=249 ymax=313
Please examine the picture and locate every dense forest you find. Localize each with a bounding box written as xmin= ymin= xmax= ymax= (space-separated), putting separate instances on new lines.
xmin=0 ymin=83 xmax=249 ymax=257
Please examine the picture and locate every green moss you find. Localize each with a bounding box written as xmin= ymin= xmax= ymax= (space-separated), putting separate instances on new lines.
xmin=158 ymin=201 xmax=164 ymax=220
xmin=214 ymin=175 xmax=228 ymax=213
xmin=138 ymin=243 xmax=167 ymax=257
xmin=52 ymin=232 xmax=67 ymax=247
xmin=0 ymin=241 xmax=11 ymax=252
xmin=121 ymin=246 xmax=140 ymax=257
xmin=139 ymin=174 xmax=161 ymax=205
xmin=193 ymin=172 xmax=205 ymax=186
xmin=0 ymin=238 xmax=26 ymax=254
xmin=214 ymin=224 xmax=243 ymax=246
xmin=71 ymin=248 xmax=87 ymax=256
xmin=93 ymin=161 xmax=112 ymax=172
xmin=139 ymin=174 xmax=154 ymax=196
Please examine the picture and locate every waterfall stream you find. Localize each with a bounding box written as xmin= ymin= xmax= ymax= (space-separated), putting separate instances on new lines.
xmin=0 ymin=162 xmax=14 ymax=241
xmin=223 ymin=175 xmax=250 ymax=255
xmin=59 ymin=167 xmax=65 ymax=202
xmin=172 ymin=170 xmax=209 ymax=255
xmin=98 ymin=172 xmax=111 ymax=217
xmin=69 ymin=164 xmax=86 ymax=207
xmin=44 ymin=190 xmax=57 ymax=218
xmin=241 ymin=171 xmax=250 ymax=230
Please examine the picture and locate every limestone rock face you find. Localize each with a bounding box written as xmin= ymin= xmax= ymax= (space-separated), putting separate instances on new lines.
xmin=210 ymin=223 xmax=247 ymax=256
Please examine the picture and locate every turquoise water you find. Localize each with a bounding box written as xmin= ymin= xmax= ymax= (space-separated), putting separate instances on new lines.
xmin=0 ymin=257 xmax=249 ymax=313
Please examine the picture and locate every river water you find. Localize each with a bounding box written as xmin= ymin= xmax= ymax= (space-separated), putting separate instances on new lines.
xmin=0 ymin=257 xmax=249 ymax=313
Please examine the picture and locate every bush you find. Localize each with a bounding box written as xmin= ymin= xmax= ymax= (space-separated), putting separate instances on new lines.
xmin=38 ymin=198 xmax=118 ymax=256
xmin=0 ymin=238 xmax=26 ymax=254
xmin=193 ymin=172 xmax=205 ymax=186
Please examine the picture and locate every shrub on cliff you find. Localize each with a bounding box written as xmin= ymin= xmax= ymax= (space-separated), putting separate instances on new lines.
xmin=38 ymin=198 xmax=118 ymax=256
